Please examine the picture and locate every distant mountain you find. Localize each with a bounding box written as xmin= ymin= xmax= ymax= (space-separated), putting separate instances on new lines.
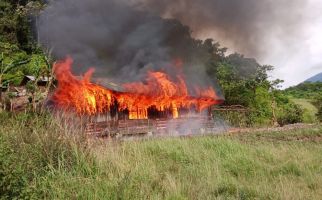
xmin=305 ymin=72 xmax=322 ymax=82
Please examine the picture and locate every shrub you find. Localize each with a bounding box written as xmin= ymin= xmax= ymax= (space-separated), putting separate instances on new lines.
xmin=276 ymin=103 xmax=303 ymax=126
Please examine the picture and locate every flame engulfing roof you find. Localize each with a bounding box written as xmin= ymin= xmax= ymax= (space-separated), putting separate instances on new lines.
xmin=51 ymin=57 xmax=223 ymax=119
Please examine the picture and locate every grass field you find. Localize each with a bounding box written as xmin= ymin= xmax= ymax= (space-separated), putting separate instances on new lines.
xmin=1 ymin=112 xmax=322 ymax=199
xmin=290 ymin=98 xmax=318 ymax=123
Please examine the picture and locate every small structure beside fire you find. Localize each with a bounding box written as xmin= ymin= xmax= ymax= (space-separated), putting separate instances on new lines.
xmin=20 ymin=75 xmax=52 ymax=87
xmin=1 ymin=75 xmax=53 ymax=111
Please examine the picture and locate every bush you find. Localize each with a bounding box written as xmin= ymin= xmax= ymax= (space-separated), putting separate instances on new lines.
xmin=276 ymin=103 xmax=303 ymax=126
xmin=272 ymin=91 xmax=304 ymax=126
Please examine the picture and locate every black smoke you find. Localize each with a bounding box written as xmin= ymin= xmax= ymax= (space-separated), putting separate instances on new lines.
xmin=39 ymin=0 xmax=223 ymax=95
xmin=39 ymin=0 xmax=170 ymax=78
xmin=38 ymin=0 xmax=306 ymax=93
xmin=133 ymin=0 xmax=307 ymax=57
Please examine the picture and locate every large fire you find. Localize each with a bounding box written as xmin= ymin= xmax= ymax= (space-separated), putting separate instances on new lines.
xmin=51 ymin=57 xmax=222 ymax=119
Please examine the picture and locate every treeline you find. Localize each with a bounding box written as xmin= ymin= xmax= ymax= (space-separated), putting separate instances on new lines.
xmin=284 ymin=82 xmax=322 ymax=99
xmin=0 ymin=0 xmax=309 ymax=126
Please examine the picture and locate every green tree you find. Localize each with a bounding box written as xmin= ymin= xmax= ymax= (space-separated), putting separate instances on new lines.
xmin=0 ymin=0 xmax=44 ymax=51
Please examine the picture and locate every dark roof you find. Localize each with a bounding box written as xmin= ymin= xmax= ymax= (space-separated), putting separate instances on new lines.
xmin=20 ymin=75 xmax=52 ymax=86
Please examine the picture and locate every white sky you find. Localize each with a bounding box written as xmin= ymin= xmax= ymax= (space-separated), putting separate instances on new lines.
xmin=262 ymin=0 xmax=322 ymax=88
xmin=199 ymin=0 xmax=322 ymax=88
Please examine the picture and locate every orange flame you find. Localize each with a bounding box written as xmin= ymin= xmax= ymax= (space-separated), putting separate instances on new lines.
xmin=52 ymin=57 xmax=223 ymax=119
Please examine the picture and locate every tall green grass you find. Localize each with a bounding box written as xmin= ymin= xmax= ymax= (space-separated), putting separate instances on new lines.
xmin=0 ymin=112 xmax=321 ymax=199
xmin=0 ymin=112 xmax=95 ymax=199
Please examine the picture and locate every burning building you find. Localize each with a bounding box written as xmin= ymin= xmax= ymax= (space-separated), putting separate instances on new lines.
xmin=39 ymin=0 xmax=227 ymax=136
xmin=50 ymin=57 xmax=224 ymax=136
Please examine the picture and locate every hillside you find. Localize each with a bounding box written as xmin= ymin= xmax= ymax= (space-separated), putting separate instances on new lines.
xmin=305 ymin=72 xmax=322 ymax=82
xmin=284 ymin=82 xmax=322 ymax=99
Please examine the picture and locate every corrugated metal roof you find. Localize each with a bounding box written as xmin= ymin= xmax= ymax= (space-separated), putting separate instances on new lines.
xmin=92 ymin=78 xmax=125 ymax=92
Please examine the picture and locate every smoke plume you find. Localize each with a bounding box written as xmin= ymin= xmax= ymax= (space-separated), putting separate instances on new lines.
xmin=133 ymin=0 xmax=307 ymax=57
xmin=39 ymin=0 xmax=307 ymax=88
xmin=39 ymin=0 xmax=217 ymax=91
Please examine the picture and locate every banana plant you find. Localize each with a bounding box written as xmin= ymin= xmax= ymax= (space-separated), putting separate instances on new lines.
xmin=0 ymin=52 xmax=29 ymax=108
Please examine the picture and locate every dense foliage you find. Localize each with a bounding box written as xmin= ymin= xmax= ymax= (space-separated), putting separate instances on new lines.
xmin=0 ymin=0 xmax=47 ymax=86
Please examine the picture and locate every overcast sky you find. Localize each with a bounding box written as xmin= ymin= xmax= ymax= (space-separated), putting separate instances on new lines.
xmin=197 ymin=0 xmax=322 ymax=88
xmin=263 ymin=0 xmax=322 ymax=88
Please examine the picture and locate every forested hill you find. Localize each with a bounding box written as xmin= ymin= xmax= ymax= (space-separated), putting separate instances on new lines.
xmin=284 ymin=82 xmax=322 ymax=99
xmin=305 ymin=72 xmax=322 ymax=83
